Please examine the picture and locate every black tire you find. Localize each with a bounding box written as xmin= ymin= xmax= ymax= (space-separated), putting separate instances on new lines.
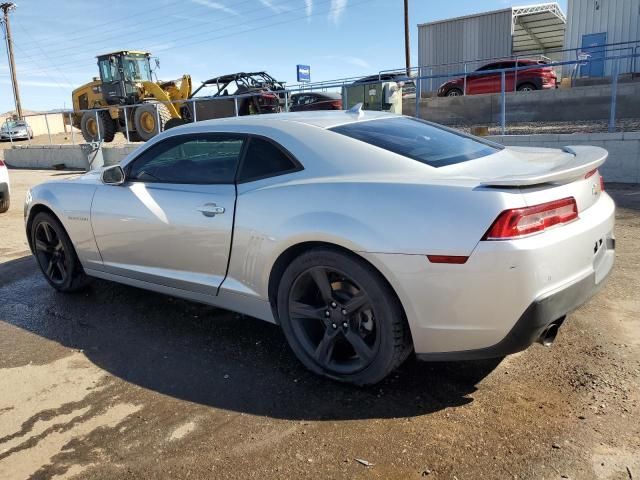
xmin=0 ymin=196 xmax=9 ymax=213
xmin=80 ymin=110 xmax=116 ymax=143
xmin=446 ymin=88 xmax=463 ymax=97
xmin=133 ymin=103 xmax=171 ymax=141
xmin=164 ymin=117 xmax=188 ymax=130
xmin=276 ymin=248 xmax=412 ymax=385
xmin=31 ymin=212 xmax=90 ymax=292
xmin=517 ymin=83 xmax=537 ymax=92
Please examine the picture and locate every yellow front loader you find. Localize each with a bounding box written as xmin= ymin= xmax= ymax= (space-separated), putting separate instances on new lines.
xmin=71 ymin=51 xmax=191 ymax=142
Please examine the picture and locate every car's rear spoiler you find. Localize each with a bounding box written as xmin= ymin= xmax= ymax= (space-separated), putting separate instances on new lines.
xmin=480 ymin=146 xmax=608 ymax=187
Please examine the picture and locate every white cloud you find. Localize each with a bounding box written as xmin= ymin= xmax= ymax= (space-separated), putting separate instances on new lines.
xmin=305 ymin=0 xmax=313 ymax=19
xmin=328 ymin=0 xmax=347 ymax=25
xmin=191 ymin=0 xmax=239 ymax=16
xmin=258 ymin=0 xmax=288 ymax=13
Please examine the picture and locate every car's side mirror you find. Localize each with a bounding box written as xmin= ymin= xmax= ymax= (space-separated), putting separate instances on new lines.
xmin=101 ymin=165 xmax=125 ymax=185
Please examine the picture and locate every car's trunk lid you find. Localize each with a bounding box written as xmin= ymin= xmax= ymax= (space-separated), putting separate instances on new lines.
xmin=440 ymin=145 xmax=607 ymax=213
xmin=476 ymin=146 xmax=606 ymax=187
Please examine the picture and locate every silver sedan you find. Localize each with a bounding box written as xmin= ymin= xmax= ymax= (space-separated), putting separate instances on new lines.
xmin=25 ymin=110 xmax=615 ymax=385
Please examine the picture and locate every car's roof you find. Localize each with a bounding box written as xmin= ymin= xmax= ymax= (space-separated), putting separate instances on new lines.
xmin=191 ymin=109 xmax=394 ymax=130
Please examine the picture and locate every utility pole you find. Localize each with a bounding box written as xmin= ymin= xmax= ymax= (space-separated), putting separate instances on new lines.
xmin=404 ymin=0 xmax=411 ymax=77
xmin=1 ymin=2 xmax=22 ymax=119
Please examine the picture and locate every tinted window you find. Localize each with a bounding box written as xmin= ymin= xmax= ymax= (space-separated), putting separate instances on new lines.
xmin=476 ymin=63 xmax=499 ymax=71
xmin=238 ymin=137 xmax=299 ymax=182
xmin=128 ymin=134 xmax=244 ymax=184
xmin=330 ymin=117 xmax=501 ymax=168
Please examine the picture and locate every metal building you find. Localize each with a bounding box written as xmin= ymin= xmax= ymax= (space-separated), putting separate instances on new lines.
xmin=563 ymin=0 xmax=640 ymax=77
xmin=417 ymin=3 xmax=567 ymax=90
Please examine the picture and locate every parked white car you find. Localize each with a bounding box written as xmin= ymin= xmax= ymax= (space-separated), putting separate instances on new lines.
xmin=24 ymin=110 xmax=615 ymax=385
xmin=0 ymin=159 xmax=10 ymax=213
xmin=0 ymin=120 xmax=33 ymax=141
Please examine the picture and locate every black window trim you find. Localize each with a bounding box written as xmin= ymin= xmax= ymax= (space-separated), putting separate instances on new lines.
xmin=235 ymin=134 xmax=304 ymax=184
xmin=124 ymin=132 xmax=248 ymax=186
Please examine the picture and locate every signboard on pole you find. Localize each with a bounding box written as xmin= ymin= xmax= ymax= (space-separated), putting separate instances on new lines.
xmin=296 ymin=64 xmax=311 ymax=83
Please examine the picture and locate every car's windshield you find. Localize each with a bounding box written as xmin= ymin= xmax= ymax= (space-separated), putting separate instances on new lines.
xmin=1 ymin=121 xmax=26 ymax=131
xmin=330 ymin=117 xmax=501 ymax=168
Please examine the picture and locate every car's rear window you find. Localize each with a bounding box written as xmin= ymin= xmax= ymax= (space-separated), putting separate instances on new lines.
xmin=330 ymin=117 xmax=501 ymax=168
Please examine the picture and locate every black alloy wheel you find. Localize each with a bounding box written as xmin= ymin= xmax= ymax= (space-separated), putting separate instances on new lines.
xmin=34 ymin=220 xmax=68 ymax=286
xmin=277 ymin=248 xmax=412 ymax=385
xmin=31 ymin=212 xmax=89 ymax=292
xmin=288 ymin=265 xmax=379 ymax=375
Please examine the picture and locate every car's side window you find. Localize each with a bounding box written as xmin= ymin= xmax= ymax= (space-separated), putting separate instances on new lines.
xmin=127 ymin=134 xmax=245 ymax=184
xmin=237 ymin=137 xmax=301 ymax=183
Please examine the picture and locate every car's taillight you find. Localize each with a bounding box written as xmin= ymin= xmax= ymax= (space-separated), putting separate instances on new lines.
xmin=482 ymin=197 xmax=578 ymax=240
xmin=0 ymin=159 xmax=5 ymax=166
xmin=600 ymin=174 xmax=605 ymax=192
xmin=331 ymin=100 xmax=342 ymax=109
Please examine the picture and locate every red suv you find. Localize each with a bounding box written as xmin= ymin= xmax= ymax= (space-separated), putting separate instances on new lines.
xmin=437 ymin=59 xmax=557 ymax=97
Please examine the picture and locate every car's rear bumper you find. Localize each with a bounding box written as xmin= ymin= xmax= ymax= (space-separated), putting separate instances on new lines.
xmin=415 ymin=255 xmax=613 ymax=360
xmin=359 ymin=193 xmax=616 ymax=358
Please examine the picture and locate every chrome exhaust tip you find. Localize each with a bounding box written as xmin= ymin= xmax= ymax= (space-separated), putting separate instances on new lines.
xmin=538 ymin=324 xmax=559 ymax=347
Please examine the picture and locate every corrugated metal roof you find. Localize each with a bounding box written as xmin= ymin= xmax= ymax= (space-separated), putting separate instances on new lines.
xmin=512 ymin=3 xmax=567 ymax=53
xmin=417 ymin=7 xmax=512 ymax=28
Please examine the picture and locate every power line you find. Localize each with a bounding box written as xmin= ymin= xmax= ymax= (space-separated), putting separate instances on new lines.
xmin=17 ymin=0 xmax=358 ymax=72
xmin=15 ymin=0 xmax=287 ymax=57
xmin=16 ymin=22 xmax=74 ymax=87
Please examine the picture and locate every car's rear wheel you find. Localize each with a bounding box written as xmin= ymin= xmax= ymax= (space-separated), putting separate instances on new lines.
xmin=31 ymin=212 xmax=90 ymax=292
xmin=446 ymin=88 xmax=463 ymax=97
xmin=277 ymin=248 xmax=412 ymax=385
xmin=0 ymin=195 xmax=9 ymax=213
xmin=517 ymin=83 xmax=537 ymax=92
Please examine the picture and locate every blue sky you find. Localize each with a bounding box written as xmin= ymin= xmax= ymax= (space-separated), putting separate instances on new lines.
xmin=0 ymin=0 xmax=567 ymax=113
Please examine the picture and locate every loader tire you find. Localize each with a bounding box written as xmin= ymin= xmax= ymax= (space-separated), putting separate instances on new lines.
xmin=133 ymin=103 xmax=171 ymax=141
xmin=80 ymin=111 xmax=116 ymax=143
xmin=164 ymin=118 xmax=188 ymax=130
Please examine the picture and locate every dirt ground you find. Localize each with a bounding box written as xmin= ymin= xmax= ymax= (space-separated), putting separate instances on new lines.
xmin=0 ymin=170 xmax=639 ymax=480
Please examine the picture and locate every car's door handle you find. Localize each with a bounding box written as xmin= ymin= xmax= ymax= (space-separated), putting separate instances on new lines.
xmin=197 ymin=203 xmax=225 ymax=217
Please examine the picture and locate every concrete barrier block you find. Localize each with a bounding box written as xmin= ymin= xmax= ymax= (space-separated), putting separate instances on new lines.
xmin=501 ymin=135 xmax=532 ymax=143
xmin=589 ymin=132 xmax=624 ymax=141
xmin=560 ymin=133 xmax=591 ymax=141
xmin=623 ymin=131 xmax=640 ymax=140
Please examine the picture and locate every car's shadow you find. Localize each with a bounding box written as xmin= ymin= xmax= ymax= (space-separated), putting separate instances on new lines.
xmin=1 ymin=257 xmax=502 ymax=421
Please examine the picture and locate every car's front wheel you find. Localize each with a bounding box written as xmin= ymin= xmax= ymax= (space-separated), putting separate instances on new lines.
xmin=31 ymin=212 xmax=90 ymax=292
xmin=277 ymin=248 xmax=412 ymax=385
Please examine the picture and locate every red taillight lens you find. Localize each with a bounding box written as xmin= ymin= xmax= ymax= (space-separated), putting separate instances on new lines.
xmin=331 ymin=100 xmax=342 ymax=109
xmin=483 ymin=197 xmax=578 ymax=240
xmin=600 ymin=174 xmax=605 ymax=192
xmin=0 ymin=159 xmax=5 ymax=166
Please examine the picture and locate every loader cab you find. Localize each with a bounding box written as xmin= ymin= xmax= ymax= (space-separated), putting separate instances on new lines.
xmin=97 ymin=51 xmax=153 ymax=105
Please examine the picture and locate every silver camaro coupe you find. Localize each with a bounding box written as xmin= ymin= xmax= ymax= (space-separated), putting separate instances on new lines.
xmin=25 ymin=109 xmax=615 ymax=385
